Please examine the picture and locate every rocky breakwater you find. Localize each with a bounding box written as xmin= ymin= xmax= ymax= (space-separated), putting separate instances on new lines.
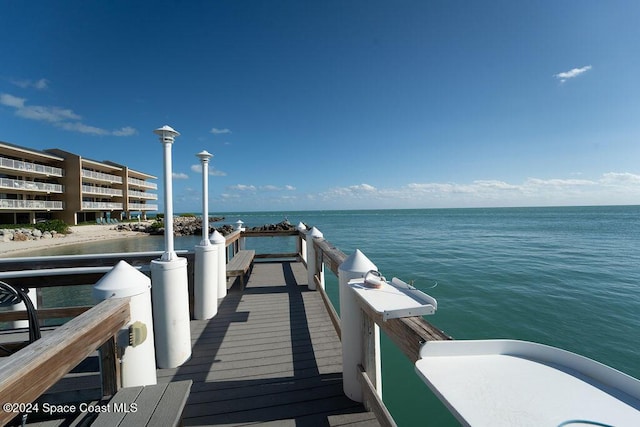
xmin=119 ymin=216 xmax=233 ymax=236
xmin=124 ymin=217 xmax=302 ymax=236
xmin=0 ymin=227 xmax=61 ymax=242
xmin=246 ymin=219 xmax=300 ymax=232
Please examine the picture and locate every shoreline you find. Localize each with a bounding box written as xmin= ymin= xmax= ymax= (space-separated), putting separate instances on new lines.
xmin=0 ymin=223 xmax=151 ymax=258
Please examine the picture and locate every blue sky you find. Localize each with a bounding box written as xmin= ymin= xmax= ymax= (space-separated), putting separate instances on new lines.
xmin=1 ymin=1 xmax=639 ymax=212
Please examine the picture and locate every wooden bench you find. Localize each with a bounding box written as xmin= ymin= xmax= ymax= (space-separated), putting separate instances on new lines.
xmin=92 ymin=380 xmax=192 ymax=427
xmin=226 ymin=249 xmax=255 ymax=287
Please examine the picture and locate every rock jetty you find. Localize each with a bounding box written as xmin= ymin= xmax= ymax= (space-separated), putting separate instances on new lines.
xmin=123 ymin=217 xmax=301 ymax=236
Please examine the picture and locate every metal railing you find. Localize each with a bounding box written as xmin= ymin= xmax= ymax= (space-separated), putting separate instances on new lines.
xmin=128 ymin=189 xmax=158 ymax=200
xmin=0 ymin=178 xmax=63 ymax=193
xmin=128 ymin=177 xmax=158 ymax=189
xmin=0 ymin=199 xmax=63 ymax=210
xmin=82 ymin=185 xmax=123 ymax=197
xmin=128 ymin=203 xmax=158 ymax=210
xmin=0 ymin=156 xmax=63 ymax=177
xmin=82 ymin=169 xmax=123 ymax=183
xmin=81 ymin=201 xmax=123 ymax=210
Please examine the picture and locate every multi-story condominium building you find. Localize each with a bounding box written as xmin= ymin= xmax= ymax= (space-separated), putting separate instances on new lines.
xmin=0 ymin=141 xmax=157 ymax=225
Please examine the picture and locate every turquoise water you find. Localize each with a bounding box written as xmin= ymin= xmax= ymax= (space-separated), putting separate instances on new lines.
xmin=19 ymin=206 xmax=640 ymax=426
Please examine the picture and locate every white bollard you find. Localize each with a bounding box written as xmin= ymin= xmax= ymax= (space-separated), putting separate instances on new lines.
xmin=297 ymin=222 xmax=308 ymax=264
xmin=150 ymin=257 xmax=192 ymax=368
xmin=210 ymin=230 xmax=227 ymax=299
xmin=338 ymin=249 xmax=378 ymax=402
xmin=306 ymin=227 xmax=324 ymax=290
xmin=194 ymin=243 xmax=219 ymax=319
xmin=93 ymin=261 xmax=157 ymax=387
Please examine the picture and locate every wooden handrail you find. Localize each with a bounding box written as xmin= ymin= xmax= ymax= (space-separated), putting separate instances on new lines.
xmin=313 ymin=237 xmax=451 ymax=364
xmin=0 ymin=297 xmax=130 ymax=425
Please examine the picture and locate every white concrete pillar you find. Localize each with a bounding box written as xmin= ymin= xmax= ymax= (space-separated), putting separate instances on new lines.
xmin=93 ymin=261 xmax=157 ymax=387
xmin=194 ymin=244 xmax=218 ymax=319
xmin=338 ymin=249 xmax=378 ymax=402
xmin=306 ymin=227 xmax=324 ymax=290
xmin=210 ymin=230 xmax=227 ymax=299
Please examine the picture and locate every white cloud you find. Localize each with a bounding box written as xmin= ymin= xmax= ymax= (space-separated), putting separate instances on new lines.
xmin=172 ymin=172 xmax=189 ymax=180
xmin=554 ymin=65 xmax=592 ymax=83
xmin=190 ymin=164 xmax=227 ymax=176
xmin=285 ymin=185 xmax=296 ymax=191
xmin=351 ymin=183 xmax=377 ymax=192
xmin=310 ymin=173 xmax=640 ymax=209
xmin=0 ymin=93 xmax=26 ymax=108
xmin=17 ymin=105 xmax=81 ymax=123
xmin=11 ymin=78 xmax=49 ymax=90
xmin=0 ymin=92 xmax=136 ymax=136
xmin=113 ymin=126 xmax=137 ymax=136
xmin=211 ymin=127 xmax=232 ymax=135
xmin=58 ymin=122 xmax=108 ymax=135
xmin=228 ymin=184 xmax=257 ymax=191
xmin=261 ymin=185 xmax=280 ymax=191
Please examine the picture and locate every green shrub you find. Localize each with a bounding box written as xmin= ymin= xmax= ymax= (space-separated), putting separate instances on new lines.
xmin=149 ymin=221 xmax=164 ymax=231
xmin=179 ymin=213 xmax=196 ymax=218
xmin=35 ymin=219 xmax=70 ymax=234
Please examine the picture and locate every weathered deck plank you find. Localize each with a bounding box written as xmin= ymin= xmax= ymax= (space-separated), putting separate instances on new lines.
xmin=157 ymin=261 xmax=379 ymax=426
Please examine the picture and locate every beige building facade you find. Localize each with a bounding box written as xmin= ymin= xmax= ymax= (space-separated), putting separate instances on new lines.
xmin=0 ymin=141 xmax=157 ymax=225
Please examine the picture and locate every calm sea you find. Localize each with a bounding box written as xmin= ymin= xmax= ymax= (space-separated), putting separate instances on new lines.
xmin=19 ymin=206 xmax=640 ymax=426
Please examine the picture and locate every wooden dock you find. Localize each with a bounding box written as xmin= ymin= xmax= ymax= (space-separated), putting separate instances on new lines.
xmin=157 ymin=261 xmax=379 ymax=426
xmin=0 ymin=231 xmax=449 ymax=426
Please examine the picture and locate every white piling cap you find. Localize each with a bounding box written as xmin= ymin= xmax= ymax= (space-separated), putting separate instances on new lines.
xmin=339 ymin=249 xmax=377 ymax=274
xmin=93 ymin=260 xmax=151 ymax=300
xmin=210 ymin=229 xmax=226 ymax=244
xmin=296 ymin=222 xmax=307 ymax=231
xmin=308 ymin=226 xmax=323 ymax=238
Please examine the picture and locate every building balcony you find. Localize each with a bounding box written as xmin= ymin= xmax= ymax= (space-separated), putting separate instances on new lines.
xmin=128 ymin=203 xmax=158 ymax=211
xmin=0 ymin=199 xmax=64 ymax=210
xmin=82 ymin=169 xmax=123 ymax=184
xmin=128 ymin=189 xmax=158 ymax=200
xmin=0 ymin=178 xmax=63 ymax=194
xmin=82 ymin=185 xmax=123 ymax=197
xmin=81 ymin=201 xmax=123 ymax=210
xmin=128 ymin=177 xmax=157 ymax=190
xmin=0 ymin=156 xmax=63 ymax=177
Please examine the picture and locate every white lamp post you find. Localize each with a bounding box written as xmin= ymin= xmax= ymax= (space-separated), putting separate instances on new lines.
xmin=194 ymin=150 xmax=218 ymax=320
xmin=150 ymin=125 xmax=192 ymax=368
xmin=197 ymin=150 xmax=213 ymax=246
xmin=154 ymin=125 xmax=180 ymax=261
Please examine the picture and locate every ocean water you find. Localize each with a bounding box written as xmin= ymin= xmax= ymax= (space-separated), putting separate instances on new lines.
xmin=18 ymin=206 xmax=640 ymax=426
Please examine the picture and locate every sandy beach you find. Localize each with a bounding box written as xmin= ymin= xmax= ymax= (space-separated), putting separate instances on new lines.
xmin=0 ymin=224 xmax=151 ymax=258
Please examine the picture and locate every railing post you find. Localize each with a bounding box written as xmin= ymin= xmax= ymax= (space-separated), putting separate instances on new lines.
xmin=236 ymin=220 xmax=245 ymax=250
xmin=338 ymin=249 xmax=378 ymax=402
xmin=297 ymin=222 xmax=308 ymax=263
xmin=211 ymin=230 xmax=227 ymax=299
xmin=93 ymin=261 xmax=157 ymax=387
xmin=306 ymin=227 xmax=324 ymax=290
